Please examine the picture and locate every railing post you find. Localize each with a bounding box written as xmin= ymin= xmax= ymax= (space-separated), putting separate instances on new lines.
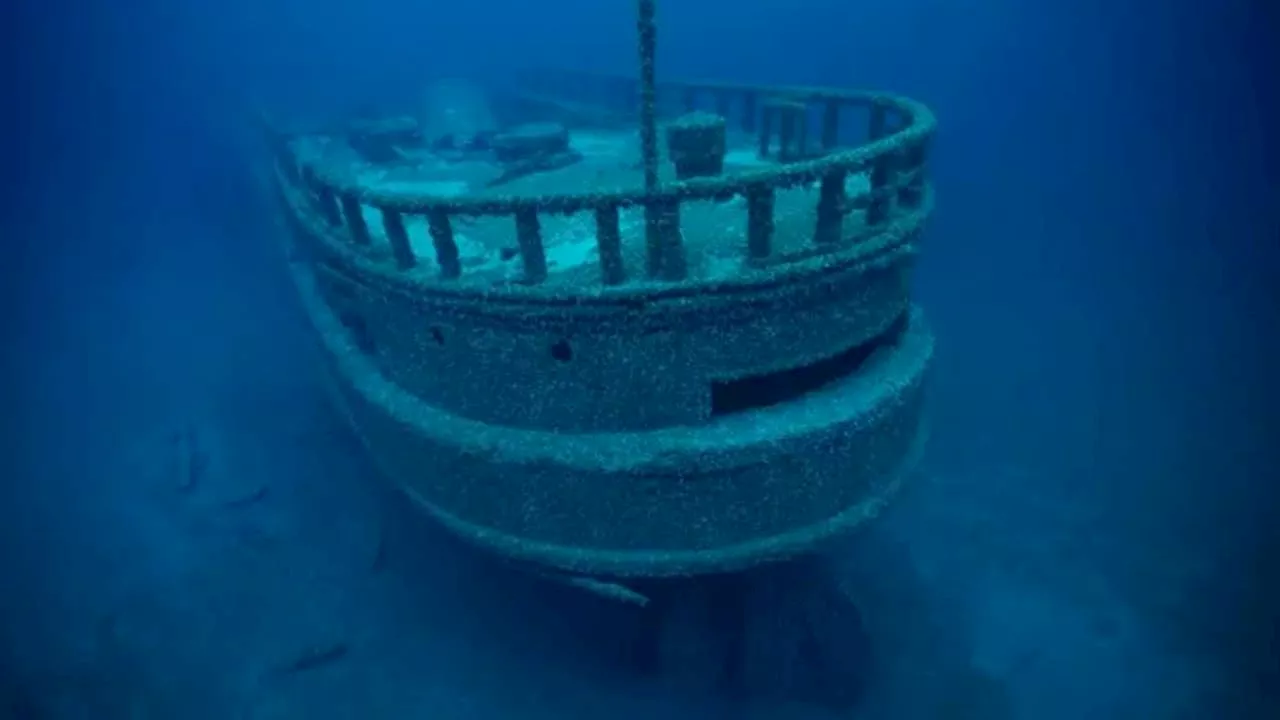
xmin=898 ymin=138 xmax=929 ymax=210
xmin=426 ymin=208 xmax=461 ymax=278
xmin=742 ymin=92 xmax=757 ymax=133
xmin=757 ymin=104 xmax=774 ymax=158
xmin=763 ymin=100 xmax=805 ymax=162
xmin=796 ymin=111 xmax=809 ymax=158
xmin=340 ymin=194 xmax=371 ymax=246
xmin=780 ymin=101 xmax=806 ymax=162
xmin=381 ymin=210 xmax=417 ymax=270
xmin=716 ymin=91 xmax=731 ymax=122
xmin=514 ymin=207 xmax=548 ymax=284
xmin=866 ymin=103 xmax=893 ymax=226
xmin=779 ymin=106 xmax=796 ymax=161
xmin=594 ymin=204 xmax=627 ymax=286
xmin=308 ymin=172 xmax=341 ymax=227
xmin=746 ymin=184 xmax=775 ymax=261
xmin=814 ymin=171 xmax=846 ymax=244
xmin=646 ymin=197 xmax=686 ymax=281
xmin=821 ymin=99 xmax=841 ymax=150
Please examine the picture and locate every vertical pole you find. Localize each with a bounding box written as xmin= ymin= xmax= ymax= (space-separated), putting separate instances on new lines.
xmin=340 ymin=194 xmax=371 ymax=246
xmin=757 ymin=105 xmax=773 ymax=158
xmin=898 ymin=139 xmax=929 ymax=209
xmin=746 ymin=184 xmax=775 ymax=261
xmin=514 ymin=207 xmax=548 ymax=284
xmin=381 ymin=210 xmax=418 ymax=270
xmin=866 ymin=104 xmax=892 ymax=227
xmin=638 ymin=0 xmax=659 ymax=196
xmin=638 ymin=0 xmax=664 ymax=278
xmin=595 ymin=204 xmax=627 ymax=285
xmin=637 ymin=0 xmax=686 ymax=281
xmin=820 ymin=99 xmax=840 ymax=150
xmin=426 ymin=209 xmax=461 ymax=279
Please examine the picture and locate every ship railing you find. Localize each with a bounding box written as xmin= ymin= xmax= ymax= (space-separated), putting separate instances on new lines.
xmin=269 ymin=80 xmax=934 ymax=288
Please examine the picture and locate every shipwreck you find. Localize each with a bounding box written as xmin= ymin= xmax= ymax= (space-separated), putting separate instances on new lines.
xmin=262 ymin=0 xmax=936 ymax=707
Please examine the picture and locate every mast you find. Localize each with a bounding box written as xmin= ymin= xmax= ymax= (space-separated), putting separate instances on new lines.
xmin=637 ymin=0 xmax=673 ymax=279
xmin=637 ymin=0 xmax=659 ymax=196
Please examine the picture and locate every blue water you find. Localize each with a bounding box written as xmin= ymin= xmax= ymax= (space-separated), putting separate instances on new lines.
xmin=4 ymin=0 xmax=1277 ymax=717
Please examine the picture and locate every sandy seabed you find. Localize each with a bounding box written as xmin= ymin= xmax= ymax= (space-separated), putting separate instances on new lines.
xmin=1 ymin=212 xmax=1214 ymax=720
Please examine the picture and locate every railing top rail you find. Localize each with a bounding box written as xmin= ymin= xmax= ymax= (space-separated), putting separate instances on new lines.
xmin=288 ymin=84 xmax=935 ymax=218
xmin=523 ymin=70 xmax=924 ymax=105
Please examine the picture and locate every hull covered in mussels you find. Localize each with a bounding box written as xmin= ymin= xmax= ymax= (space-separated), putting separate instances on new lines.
xmin=269 ymin=74 xmax=937 ymax=580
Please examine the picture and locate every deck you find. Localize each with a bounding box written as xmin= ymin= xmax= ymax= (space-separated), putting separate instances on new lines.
xmin=289 ymin=127 xmax=872 ymax=287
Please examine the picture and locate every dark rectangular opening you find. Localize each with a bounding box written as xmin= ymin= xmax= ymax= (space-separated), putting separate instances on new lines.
xmin=710 ymin=311 xmax=908 ymax=417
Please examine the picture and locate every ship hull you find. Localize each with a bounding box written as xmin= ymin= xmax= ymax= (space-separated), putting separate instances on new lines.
xmin=284 ymin=245 xmax=932 ymax=578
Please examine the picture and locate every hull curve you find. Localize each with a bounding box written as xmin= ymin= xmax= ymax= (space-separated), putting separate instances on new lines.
xmin=288 ymin=252 xmax=933 ymax=578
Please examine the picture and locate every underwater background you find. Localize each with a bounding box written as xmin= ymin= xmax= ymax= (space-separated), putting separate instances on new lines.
xmin=3 ymin=0 xmax=1277 ymax=717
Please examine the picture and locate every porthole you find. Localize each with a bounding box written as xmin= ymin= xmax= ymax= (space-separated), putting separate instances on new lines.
xmin=550 ymin=339 xmax=573 ymax=362
xmin=339 ymin=312 xmax=378 ymax=356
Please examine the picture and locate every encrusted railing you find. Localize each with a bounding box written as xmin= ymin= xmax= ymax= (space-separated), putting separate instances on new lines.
xmin=271 ymin=74 xmax=935 ymax=289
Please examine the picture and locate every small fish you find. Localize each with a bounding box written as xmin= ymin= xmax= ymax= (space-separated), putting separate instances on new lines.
xmin=278 ymin=642 xmax=349 ymax=676
xmin=565 ymin=577 xmax=651 ymax=607
xmin=223 ymin=485 xmax=269 ymax=509
xmin=537 ymin=571 xmax=650 ymax=607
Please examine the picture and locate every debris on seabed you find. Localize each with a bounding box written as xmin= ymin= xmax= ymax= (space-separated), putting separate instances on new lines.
xmin=240 ymin=642 xmax=353 ymax=718
xmin=538 ymin=572 xmax=651 ymax=607
xmin=173 ymin=422 xmax=209 ymax=494
xmin=222 ymin=485 xmax=269 ymax=510
xmin=274 ymin=641 xmax=350 ymax=677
